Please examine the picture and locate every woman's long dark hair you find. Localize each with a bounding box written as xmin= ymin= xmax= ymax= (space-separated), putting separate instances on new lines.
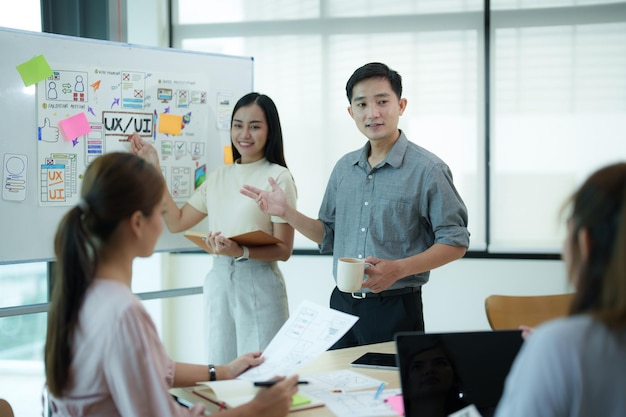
xmin=45 ymin=152 xmax=164 ymax=396
xmin=230 ymin=92 xmax=288 ymax=168
xmin=567 ymin=162 xmax=626 ymax=328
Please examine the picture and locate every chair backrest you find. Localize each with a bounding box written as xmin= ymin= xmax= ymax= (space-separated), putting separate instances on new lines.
xmin=0 ymin=399 xmax=14 ymax=417
xmin=485 ymin=293 xmax=575 ymax=330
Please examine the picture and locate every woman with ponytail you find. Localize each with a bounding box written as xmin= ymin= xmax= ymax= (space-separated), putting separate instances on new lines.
xmin=44 ymin=152 xmax=298 ymax=417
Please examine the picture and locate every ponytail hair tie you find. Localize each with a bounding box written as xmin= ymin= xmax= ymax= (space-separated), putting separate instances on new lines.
xmin=77 ymin=199 xmax=89 ymax=213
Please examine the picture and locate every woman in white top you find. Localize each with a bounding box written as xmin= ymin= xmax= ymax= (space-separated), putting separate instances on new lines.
xmin=45 ymin=152 xmax=299 ymax=417
xmin=495 ymin=162 xmax=626 ymax=417
xmin=129 ymin=93 xmax=296 ymax=364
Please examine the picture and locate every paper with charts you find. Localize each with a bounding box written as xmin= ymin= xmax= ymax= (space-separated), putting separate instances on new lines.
xmin=238 ymin=300 xmax=358 ymax=381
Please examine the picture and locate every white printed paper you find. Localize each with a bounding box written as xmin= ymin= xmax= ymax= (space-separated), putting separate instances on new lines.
xmin=239 ymin=300 xmax=358 ymax=381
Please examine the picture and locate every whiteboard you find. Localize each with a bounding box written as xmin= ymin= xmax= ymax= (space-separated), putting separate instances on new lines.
xmin=0 ymin=27 xmax=253 ymax=264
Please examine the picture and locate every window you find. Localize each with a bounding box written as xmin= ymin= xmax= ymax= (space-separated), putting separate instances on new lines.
xmin=490 ymin=3 xmax=626 ymax=252
xmin=0 ymin=263 xmax=47 ymax=361
xmin=0 ymin=0 xmax=41 ymax=31
xmin=173 ymin=0 xmax=626 ymax=254
xmin=174 ymin=0 xmax=487 ymax=250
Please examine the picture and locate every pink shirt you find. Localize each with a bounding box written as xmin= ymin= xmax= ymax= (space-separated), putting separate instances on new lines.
xmin=48 ymin=279 xmax=203 ymax=417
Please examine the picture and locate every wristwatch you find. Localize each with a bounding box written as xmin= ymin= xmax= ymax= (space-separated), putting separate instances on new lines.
xmin=235 ymin=245 xmax=249 ymax=262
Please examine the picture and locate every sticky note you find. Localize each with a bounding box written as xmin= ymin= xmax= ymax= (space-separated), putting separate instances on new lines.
xmin=58 ymin=113 xmax=91 ymax=142
xmin=158 ymin=113 xmax=183 ymax=135
xmin=384 ymin=394 xmax=404 ymax=415
xmin=291 ymin=393 xmax=311 ymax=407
xmin=16 ymin=54 xmax=53 ymax=86
xmin=223 ymin=145 xmax=234 ymax=164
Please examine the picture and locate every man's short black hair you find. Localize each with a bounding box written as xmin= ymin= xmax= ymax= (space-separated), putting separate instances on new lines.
xmin=345 ymin=62 xmax=403 ymax=103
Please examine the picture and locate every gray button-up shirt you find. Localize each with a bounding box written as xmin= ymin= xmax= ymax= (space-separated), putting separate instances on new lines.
xmin=319 ymin=131 xmax=469 ymax=290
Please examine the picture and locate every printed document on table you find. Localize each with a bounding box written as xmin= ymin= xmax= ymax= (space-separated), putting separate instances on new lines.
xmin=301 ymin=369 xmax=385 ymax=392
xmin=298 ymin=370 xmax=399 ymax=416
xmin=308 ymin=388 xmax=402 ymax=417
xmin=239 ymin=300 xmax=359 ymax=381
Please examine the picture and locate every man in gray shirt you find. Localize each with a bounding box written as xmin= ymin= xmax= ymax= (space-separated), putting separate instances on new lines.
xmin=242 ymin=62 xmax=469 ymax=348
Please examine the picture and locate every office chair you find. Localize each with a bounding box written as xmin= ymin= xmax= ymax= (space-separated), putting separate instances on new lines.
xmin=485 ymin=293 xmax=574 ymax=330
xmin=0 ymin=399 xmax=14 ymax=417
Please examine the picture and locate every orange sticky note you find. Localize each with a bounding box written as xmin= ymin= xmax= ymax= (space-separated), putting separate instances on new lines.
xmin=223 ymin=145 xmax=234 ymax=164
xmin=158 ymin=113 xmax=183 ymax=135
xmin=58 ymin=112 xmax=91 ymax=141
xmin=16 ymin=54 xmax=53 ymax=86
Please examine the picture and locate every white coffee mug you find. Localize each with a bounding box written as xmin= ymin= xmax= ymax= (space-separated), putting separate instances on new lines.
xmin=336 ymin=257 xmax=370 ymax=293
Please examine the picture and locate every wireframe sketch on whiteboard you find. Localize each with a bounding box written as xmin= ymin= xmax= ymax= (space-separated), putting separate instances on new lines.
xmin=3 ymin=153 xmax=28 ymax=201
xmin=36 ymin=65 xmax=212 ymax=207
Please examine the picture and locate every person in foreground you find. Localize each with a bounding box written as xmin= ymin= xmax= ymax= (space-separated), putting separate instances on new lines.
xmin=242 ymin=62 xmax=469 ymax=348
xmin=44 ymin=152 xmax=298 ymax=416
xmin=494 ymin=162 xmax=626 ymax=417
xmin=129 ymin=92 xmax=296 ymax=364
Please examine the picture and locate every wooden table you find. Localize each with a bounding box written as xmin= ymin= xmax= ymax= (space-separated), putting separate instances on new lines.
xmin=171 ymin=341 xmax=399 ymax=416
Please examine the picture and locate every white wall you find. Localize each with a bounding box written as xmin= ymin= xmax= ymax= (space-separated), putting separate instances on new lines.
xmin=163 ymin=253 xmax=570 ymax=364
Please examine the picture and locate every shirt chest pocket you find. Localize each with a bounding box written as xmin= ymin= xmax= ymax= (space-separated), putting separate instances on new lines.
xmin=370 ymin=198 xmax=420 ymax=244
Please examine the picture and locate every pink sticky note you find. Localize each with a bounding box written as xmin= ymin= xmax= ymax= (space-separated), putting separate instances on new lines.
xmin=384 ymin=394 xmax=404 ymax=416
xmin=158 ymin=113 xmax=183 ymax=135
xmin=58 ymin=112 xmax=91 ymax=141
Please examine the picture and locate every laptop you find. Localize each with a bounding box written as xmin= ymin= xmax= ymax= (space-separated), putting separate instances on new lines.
xmin=394 ymin=330 xmax=524 ymax=417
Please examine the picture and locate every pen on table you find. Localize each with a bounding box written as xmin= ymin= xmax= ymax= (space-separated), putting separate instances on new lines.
xmin=374 ymin=382 xmax=385 ymax=400
xmin=254 ymin=380 xmax=309 ymax=387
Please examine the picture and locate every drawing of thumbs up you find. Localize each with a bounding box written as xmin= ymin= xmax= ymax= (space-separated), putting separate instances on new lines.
xmin=39 ymin=118 xmax=59 ymax=143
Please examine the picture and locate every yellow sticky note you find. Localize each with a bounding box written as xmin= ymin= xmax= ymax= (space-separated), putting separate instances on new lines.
xmin=291 ymin=393 xmax=311 ymax=407
xmin=158 ymin=113 xmax=183 ymax=135
xmin=16 ymin=54 xmax=53 ymax=86
xmin=223 ymin=145 xmax=234 ymax=164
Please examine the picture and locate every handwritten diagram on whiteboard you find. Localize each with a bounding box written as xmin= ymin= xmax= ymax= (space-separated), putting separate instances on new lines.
xmin=36 ymin=65 xmax=216 ymax=206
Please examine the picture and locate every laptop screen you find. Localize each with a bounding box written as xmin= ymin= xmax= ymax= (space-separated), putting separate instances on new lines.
xmin=394 ymin=330 xmax=523 ymax=417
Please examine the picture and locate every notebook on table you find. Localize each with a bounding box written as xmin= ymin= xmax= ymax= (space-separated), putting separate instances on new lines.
xmin=394 ymin=330 xmax=524 ymax=417
xmin=192 ymin=379 xmax=324 ymax=412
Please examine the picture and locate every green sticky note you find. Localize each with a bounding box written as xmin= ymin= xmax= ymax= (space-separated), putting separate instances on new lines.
xmin=16 ymin=54 xmax=53 ymax=86
xmin=291 ymin=393 xmax=311 ymax=407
